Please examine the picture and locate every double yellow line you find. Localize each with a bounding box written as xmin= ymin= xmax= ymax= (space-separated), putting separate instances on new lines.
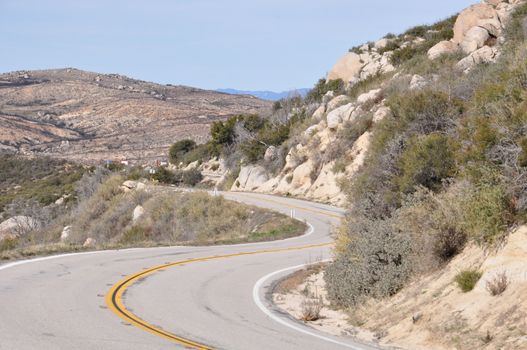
xmin=105 ymin=243 xmax=332 ymax=349
xmin=105 ymin=193 xmax=343 ymax=348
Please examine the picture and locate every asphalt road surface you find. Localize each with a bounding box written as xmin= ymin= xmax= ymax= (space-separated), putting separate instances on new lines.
xmin=0 ymin=192 xmax=379 ymax=350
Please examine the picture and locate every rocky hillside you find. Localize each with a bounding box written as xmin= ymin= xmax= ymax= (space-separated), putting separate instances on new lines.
xmin=220 ymin=0 xmax=524 ymax=206
xmin=0 ymin=68 xmax=271 ymax=163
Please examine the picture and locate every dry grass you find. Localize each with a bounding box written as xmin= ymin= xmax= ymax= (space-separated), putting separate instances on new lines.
xmin=486 ymin=272 xmax=509 ymax=296
xmin=300 ymin=296 xmax=324 ymax=322
xmin=274 ymin=263 xmax=324 ymax=294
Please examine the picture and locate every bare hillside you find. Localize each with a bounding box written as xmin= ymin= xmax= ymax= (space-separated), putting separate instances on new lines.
xmin=0 ymin=68 xmax=271 ymax=163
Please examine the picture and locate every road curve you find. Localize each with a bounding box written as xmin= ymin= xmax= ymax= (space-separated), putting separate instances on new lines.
xmin=0 ymin=192 xmax=377 ymax=350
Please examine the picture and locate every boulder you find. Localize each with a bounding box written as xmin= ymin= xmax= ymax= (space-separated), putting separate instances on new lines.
xmin=60 ymin=226 xmax=72 ymax=242
xmin=460 ymin=26 xmax=490 ymax=54
xmin=478 ymin=17 xmax=503 ymax=37
xmin=360 ymin=60 xmax=383 ymax=80
xmin=0 ymin=216 xmax=38 ymax=237
xmin=132 ymin=205 xmax=145 ymax=223
xmin=304 ymin=125 xmax=319 ymax=137
xmin=121 ymin=180 xmax=146 ymax=192
xmin=264 ymin=146 xmax=279 ymax=162
xmin=232 ymin=165 xmax=269 ymax=191
xmin=427 ymin=40 xmax=458 ymax=59
xmin=457 ymin=45 xmax=498 ymax=72
xmin=409 ymin=75 xmax=428 ymax=90
xmin=357 ymin=88 xmax=383 ymax=105
xmin=373 ymin=106 xmax=393 ymax=123
xmin=312 ymin=105 xmax=326 ymax=120
xmin=326 ymin=103 xmax=355 ymax=130
xmin=83 ymin=237 xmax=96 ymax=248
xmin=374 ymin=38 xmax=390 ymax=50
xmin=322 ymin=91 xmax=335 ymax=104
xmin=327 ymin=52 xmax=363 ymax=84
xmin=453 ymin=3 xmax=497 ymax=44
xmin=326 ymin=95 xmax=352 ymax=112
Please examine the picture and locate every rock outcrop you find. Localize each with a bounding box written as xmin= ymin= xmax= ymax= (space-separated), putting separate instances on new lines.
xmin=427 ymin=0 xmax=522 ymax=71
xmin=327 ymin=51 xmax=395 ymax=86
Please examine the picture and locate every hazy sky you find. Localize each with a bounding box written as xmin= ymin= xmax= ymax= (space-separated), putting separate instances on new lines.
xmin=0 ymin=0 xmax=476 ymax=91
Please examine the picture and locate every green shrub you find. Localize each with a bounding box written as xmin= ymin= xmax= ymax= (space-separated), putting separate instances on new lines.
xmin=397 ymin=134 xmax=456 ymax=193
xmin=211 ymin=118 xmax=236 ymax=146
xmin=455 ymin=270 xmax=482 ymax=292
xmin=463 ymin=182 xmax=510 ymax=244
xmin=325 ymin=216 xmax=413 ymax=306
xmin=305 ymin=78 xmax=345 ymax=103
xmin=404 ymin=25 xmax=427 ymax=38
xmin=181 ymin=143 xmax=213 ymax=165
xmin=169 ymin=139 xmax=196 ymax=164
xmin=151 ymin=167 xmax=178 ymax=184
xmin=181 ymin=169 xmax=203 ymax=186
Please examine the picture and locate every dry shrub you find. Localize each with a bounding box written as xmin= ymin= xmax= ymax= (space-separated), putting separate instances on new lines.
xmin=300 ymin=296 xmax=324 ymax=322
xmin=486 ymin=271 xmax=509 ymax=296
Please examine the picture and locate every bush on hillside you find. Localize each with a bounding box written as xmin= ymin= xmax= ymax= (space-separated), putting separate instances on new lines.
xmin=169 ymin=139 xmax=197 ymax=164
xmin=305 ymin=78 xmax=345 ymax=103
xmin=325 ymin=216 xmax=413 ymax=306
xmin=396 ymin=133 xmax=456 ymax=193
xmin=455 ymin=270 xmax=482 ymax=292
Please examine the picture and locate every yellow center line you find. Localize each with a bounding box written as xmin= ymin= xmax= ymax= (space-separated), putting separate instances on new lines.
xmin=106 ymin=242 xmax=332 ymax=349
xmin=106 ymin=194 xmax=344 ymax=348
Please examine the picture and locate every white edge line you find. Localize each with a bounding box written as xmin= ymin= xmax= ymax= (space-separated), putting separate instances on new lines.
xmin=0 ymin=220 xmax=314 ymax=272
xmin=253 ymin=260 xmax=372 ymax=350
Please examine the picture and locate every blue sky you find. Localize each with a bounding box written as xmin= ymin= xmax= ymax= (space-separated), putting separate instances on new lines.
xmin=0 ymin=0 xmax=476 ymax=91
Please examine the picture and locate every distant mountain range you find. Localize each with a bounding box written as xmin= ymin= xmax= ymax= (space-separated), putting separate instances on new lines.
xmin=216 ymin=88 xmax=310 ymax=101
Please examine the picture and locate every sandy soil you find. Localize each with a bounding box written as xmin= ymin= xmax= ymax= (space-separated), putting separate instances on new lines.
xmin=273 ymin=226 xmax=527 ymax=350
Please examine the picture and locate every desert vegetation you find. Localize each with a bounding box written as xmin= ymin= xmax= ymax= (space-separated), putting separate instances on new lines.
xmin=0 ymin=163 xmax=305 ymax=259
xmin=322 ymin=2 xmax=527 ymax=308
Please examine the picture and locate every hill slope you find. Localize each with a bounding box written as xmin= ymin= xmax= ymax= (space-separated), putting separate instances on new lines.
xmin=0 ymin=68 xmax=271 ymax=163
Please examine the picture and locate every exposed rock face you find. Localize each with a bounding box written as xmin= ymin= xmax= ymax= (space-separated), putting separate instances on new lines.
xmin=453 ymin=3 xmax=498 ymax=44
xmin=327 ymin=51 xmax=394 ymax=86
xmin=326 ymin=103 xmax=355 ymax=130
xmin=326 ymin=53 xmax=363 ymax=84
xmin=264 ymin=146 xmax=279 ymax=162
xmin=0 ymin=68 xmax=271 ymax=164
xmin=427 ymin=0 xmax=523 ymax=71
xmin=231 ymin=165 xmax=269 ymax=191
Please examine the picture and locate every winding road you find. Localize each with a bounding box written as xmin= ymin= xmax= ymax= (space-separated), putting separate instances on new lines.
xmin=0 ymin=192 xmax=378 ymax=350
